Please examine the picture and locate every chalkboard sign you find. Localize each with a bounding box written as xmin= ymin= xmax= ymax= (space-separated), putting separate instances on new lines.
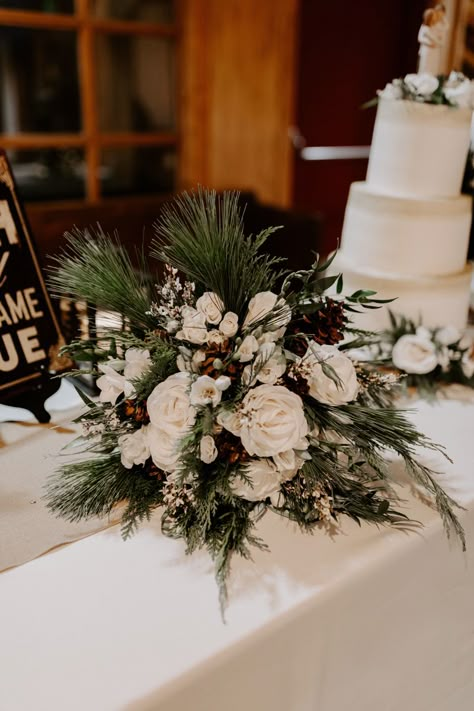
xmin=0 ymin=151 xmax=64 ymax=421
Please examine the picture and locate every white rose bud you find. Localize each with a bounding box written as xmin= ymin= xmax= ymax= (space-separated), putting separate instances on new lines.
xmin=96 ymin=364 xmax=135 ymax=404
xmin=436 ymin=325 xmax=461 ymax=346
xmin=256 ymin=347 xmax=287 ymax=385
xmin=196 ymin=292 xmax=224 ymax=325
xmin=392 ymin=334 xmax=438 ymax=374
xmin=404 ymin=72 xmax=439 ymax=97
xmin=177 ymin=309 xmax=208 ymax=345
xmin=190 ymin=375 xmax=222 ymax=407
xmin=200 ymin=434 xmax=218 ymax=464
xmin=123 ymin=348 xmax=152 ymax=381
xmin=191 ymin=349 xmax=206 ymax=372
xmin=207 ymin=330 xmax=226 ymax=347
xmin=243 ymin=291 xmax=278 ymax=329
xmin=219 ymin=311 xmax=239 ymax=337
xmin=215 ymin=375 xmax=231 ymax=391
xmin=118 ymin=426 xmax=150 ymax=469
xmin=236 ymin=334 xmax=259 ymax=363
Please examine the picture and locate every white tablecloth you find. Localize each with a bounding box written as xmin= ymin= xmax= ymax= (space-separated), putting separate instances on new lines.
xmin=1 ymin=398 xmax=474 ymax=711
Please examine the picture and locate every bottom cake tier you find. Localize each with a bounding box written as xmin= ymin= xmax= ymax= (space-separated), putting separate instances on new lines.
xmin=333 ymin=256 xmax=473 ymax=330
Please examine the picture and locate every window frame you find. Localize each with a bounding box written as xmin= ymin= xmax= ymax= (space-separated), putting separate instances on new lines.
xmin=0 ymin=0 xmax=179 ymax=203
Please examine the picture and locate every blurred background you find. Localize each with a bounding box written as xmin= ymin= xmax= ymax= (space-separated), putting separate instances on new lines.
xmin=1 ymin=0 xmax=473 ymax=263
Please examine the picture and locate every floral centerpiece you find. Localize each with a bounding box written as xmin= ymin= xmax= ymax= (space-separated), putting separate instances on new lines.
xmin=362 ymin=312 xmax=474 ymax=398
xmin=366 ymin=71 xmax=474 ymax=108
xmin=46 ymin=190 xmax=464 ymax=609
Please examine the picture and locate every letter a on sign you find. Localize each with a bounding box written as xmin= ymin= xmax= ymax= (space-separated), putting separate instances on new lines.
xmin=0 ymin=151 xmax=65 ymax=421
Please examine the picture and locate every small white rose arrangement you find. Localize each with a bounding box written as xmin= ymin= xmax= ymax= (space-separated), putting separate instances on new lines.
xmin=376 ymin=71 xmax=474 ymax=108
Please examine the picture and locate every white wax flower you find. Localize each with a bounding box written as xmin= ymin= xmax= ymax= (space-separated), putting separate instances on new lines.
xmin=231 ymin=457 xmax=298 ymax=502
xmin=200 ymin=434 xmax=218 ymax=464
xmin=236 ymin=334 xmax=259 ymax=362
xmin=190 ymin=375 xmax=222 ymax=407
xmin=196 ymin=292 xmax=224 ymax=325
xmin=218 ymin=384 xmax=308 ymax=457
xmin=256 ymin=346 xmax=287 ymax=385
xmin=404 ymin=72 xmax=439 ymax=97
xmin=123 ymin=348 xmax=152 ymax=380
xmin=96 ymin=364 xmax=134 ymax=404
xmin=147 ymin=425 xmax=181 ymax=473
xmin=147 ymin=372 xmax=195 ymax=439
xmin=118 ymin=426 xmax=150 ymax=469
xmin=219 ymin=311 xmax=239 ymax=337
xmin=176 ymin=309 xmax=208 ymax=344
xmin=435 ymin=325 xmax=461 ymax=346
xmin=243 ymin=291 xmax=278 ymax=328
xmin=392 ymin=334 xmax=438 ymax=374
xmin=302 ymin=344 xmax=359 ymax=406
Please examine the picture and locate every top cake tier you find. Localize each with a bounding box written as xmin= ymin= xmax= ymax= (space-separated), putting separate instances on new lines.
xmin=367 ymin=98 xmax=472 ymax=199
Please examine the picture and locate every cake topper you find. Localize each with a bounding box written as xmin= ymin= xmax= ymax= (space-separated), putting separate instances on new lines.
xmin=418 ymin=4 xmax=449 ymax=75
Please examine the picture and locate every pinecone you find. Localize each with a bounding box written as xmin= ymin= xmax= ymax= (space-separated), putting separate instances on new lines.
xmin=123 ymin=398 xmax=150 ymax=424
xmin=281 ymin=369 xmax=310 ymax=397
xmin=287 ymin=298 xmax=347 ymax=355
xmin=216 ymin=430 xmax=250 ymax=465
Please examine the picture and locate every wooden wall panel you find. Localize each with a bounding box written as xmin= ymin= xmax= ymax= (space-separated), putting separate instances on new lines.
xmin=179 ymin=0 xmax=299 ymax=207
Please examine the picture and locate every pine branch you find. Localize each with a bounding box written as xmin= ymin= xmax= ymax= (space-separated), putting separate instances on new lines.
xmin=48 ymin=226 xmax=156 ymax=332
xmin=151 ymin=189 xmax=285 ymax=316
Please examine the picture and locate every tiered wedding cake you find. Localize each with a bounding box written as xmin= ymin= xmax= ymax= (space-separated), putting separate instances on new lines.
xmin=335 ymin=6 xmax=474 ymax=330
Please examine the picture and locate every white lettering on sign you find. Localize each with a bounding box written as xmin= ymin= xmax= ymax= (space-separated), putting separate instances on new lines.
xmin=17 ymin=326 xmax=46 ymax=364
xmin=0 ymin=333 xmax=19 ymax=371
xmin=0 ymin=199 xmax=19 ymax=245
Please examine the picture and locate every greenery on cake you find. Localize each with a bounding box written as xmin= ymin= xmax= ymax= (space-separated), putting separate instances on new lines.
xmin=45 ymin=190 xmax=465 ymax=610
xmin=357 ymin=311 xmax=474 ymax=399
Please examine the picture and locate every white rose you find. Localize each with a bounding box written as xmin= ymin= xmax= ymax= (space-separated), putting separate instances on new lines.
xmin=258 ymin=326 xmax=286 ymax=344
xmin=96 ymin=364 xmax=134 ymax=404
xmin=378 ymin=81 xmax=403 ymax=100
xmin=196 ymin=292 xmax=224 ymax=325
xmin=176 ymin=354 xmax=190 ymax=372
xmin=236 ymin=334 xmax=259 ymax=362
xmin=118 ymin=426 xmax=150 ymax=469
xmin=231 ymin=458 xmax=298 ymax=503
xmin=392 ymin=334 xmax=438 ymax=374
xmin=272 ymin=447 xmax=307 ymax=472
xmin=243 ymin=291 xmax=278 ymax=328
xmin=416 ymin=326 xmax=431 ymax=340
xmin=200 ymin=434 xmax=218 ymax=464
xmin=177 ymin=309 xmax=208 ymax=345
xmin=190 ymin=375 xmax=223 ymax=407
xmin=462 ymin=349 xmax=474 ymax=378
xmin=147 ymin=425 xmax=182 ymax=473
xmin=147 ymin=372 xmax=195 ymax=438
xmin=166 ymin=319 xmax=180 ymax=334
xmin=435 ymin=325 xmax=461 ymax=346
xmin=219 ymin=311 xmax=239 ymax=337
xmin=191 ymin=349 xmax=207 ymax=372
xmin=123 ymin=348 xmax=152 ymax=380
xmin=443 ymin=78 xmax=473 ymax=108
xmin=218 ymin=384 xmax=308 ymax=457
xmin=256 ymin=346 xmax=287 ymax=385
xmin=404 ymin=72 xmax=439 ymax=97
xmin=302 ymin=344 xmax=359 ymax=406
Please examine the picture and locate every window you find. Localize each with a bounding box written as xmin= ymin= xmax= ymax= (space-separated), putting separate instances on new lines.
xmin=0 ymin=0 xmax=177 ymax=203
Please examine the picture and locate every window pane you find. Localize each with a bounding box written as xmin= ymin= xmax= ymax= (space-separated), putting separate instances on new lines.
xmin=96 ymin=34 xmax=175 ymax=132
xmin=100 ymin=146 xmax=176 ymax=197
xmin=0 ymin=1 xmax=74 ymax=12
xmin=8 ymin=148 xmax=85 ymax=201
xmin=93 ymin=0 xmax=174 ymax=24
xmin=0 ymin=27 xmax=81 ymax=133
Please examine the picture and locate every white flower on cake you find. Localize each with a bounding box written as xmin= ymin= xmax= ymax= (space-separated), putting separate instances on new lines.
xmin=96 ymin=363 xmax=135 ymax=404
xmin=461 ymin=347 xmax=474 ymax=378
xmin=118 ymin=427 xmax=150 ymax=469
xmin=236 ymin=334 xmax=259 ymax=362
xmin=436 ymin=325 xmax=461 ymax=346
xmin=200 ymin=435 xmax=218 ymax=464
xmin=392 ymin=334 xmax=438 ymax=374
xmin=219 ymin=311 xmax=239 ymax=337
xmin=123 ymin=348 xmax=152 ymax=380
xmin=190 ymin=375 xmax=223 ymax=407
xmin=218 ymin=384 xmax=308 ymax=457
xmin=196 ymin=292 xmax=224 ymax=325
xmin=404 ymin=72 xmax=439 ymax=97
xmin=301 ymin=344 xmax=359 ymax=406
xmin=443 ymin=72 xmax=474 ymax=108
xmin=147 ymin=372 xmax=196 ymax=439
xmin=176 ymin=308 xmax=208 ymax=344
xmin=231 ymin=458 xmax=298 ymax=504
xmin=378 ymin=81 xmax=403 ymax=101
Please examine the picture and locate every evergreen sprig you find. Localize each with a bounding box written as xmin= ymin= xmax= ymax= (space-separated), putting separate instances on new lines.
xmin=151 ymin=189 xmax=285 ymax=316
xmin=48 ymin=226 xmax=156 ymax=332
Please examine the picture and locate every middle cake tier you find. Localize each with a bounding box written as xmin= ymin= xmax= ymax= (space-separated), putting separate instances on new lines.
xmin=340 ymin=182 xmax=472 ymax=277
